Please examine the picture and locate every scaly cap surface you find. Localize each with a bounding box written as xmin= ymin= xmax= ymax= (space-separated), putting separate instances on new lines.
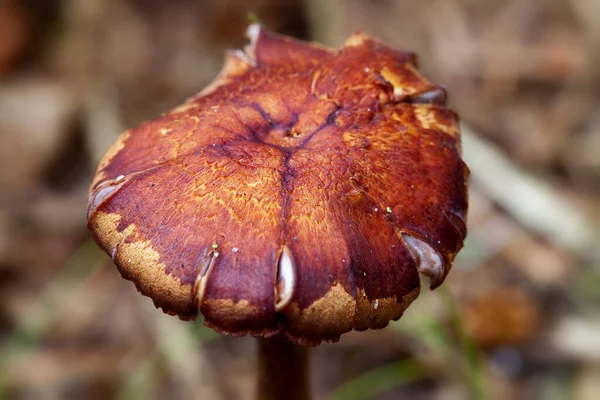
xmin=88 ymin=25 xmax=468 ymax=346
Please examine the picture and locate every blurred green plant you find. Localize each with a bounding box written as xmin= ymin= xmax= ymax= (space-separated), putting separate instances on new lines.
xmin=330 ymin=286 xmax=487 ymax=400
xmin=248 ymin=11 xmax=261 ymax=24
xmin=117 ymin=318 xmax=217 ymax=400
xmin=0 ymin=239 xmax=106 ymax=394
xmin=0 ymin=238 xmax=219 ymax=399
xmin=441 ymin=287 xmax=486 ymax=399
xmin=329 ymin=358 xmax=425 ymax=400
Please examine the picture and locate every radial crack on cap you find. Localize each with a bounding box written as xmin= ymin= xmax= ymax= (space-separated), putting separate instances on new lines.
xmin=87 ymin=177 xmax=127 ymax=219
xmin=194 ymin=248 xmax=219 ymax=306
xmin=401 ymin=233 xmax=444 ymax=288
xmin=275 ymin=246 xmax=296 ymax=311
xmin=405 ymin=86 xmax=447 ymax=106
xmin=244 ymin=23 xmax=261 ymax=63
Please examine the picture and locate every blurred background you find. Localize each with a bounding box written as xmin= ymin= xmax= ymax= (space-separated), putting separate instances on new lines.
xmin=0 ymin=0 xmax=599 ymax=399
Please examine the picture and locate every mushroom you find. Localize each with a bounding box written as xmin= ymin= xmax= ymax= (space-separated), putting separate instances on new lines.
xmin=87 ymin=24 xmax=468 ymax=400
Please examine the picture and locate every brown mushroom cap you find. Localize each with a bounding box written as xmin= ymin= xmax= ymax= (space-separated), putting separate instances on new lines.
xmin=87 ymin=25 xmax=468 ymax=346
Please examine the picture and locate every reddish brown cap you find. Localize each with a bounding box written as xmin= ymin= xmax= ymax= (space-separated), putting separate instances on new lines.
xmin=87 ymin=25 xmax=468 ymax=346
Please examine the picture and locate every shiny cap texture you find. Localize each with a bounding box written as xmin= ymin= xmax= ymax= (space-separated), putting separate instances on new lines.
xmin=87 ymin=25 xmax=468 ymax=346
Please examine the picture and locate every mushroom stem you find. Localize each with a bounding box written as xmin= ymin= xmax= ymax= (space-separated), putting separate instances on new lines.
xmin=256 ymin=336 xmax=310 ymax=400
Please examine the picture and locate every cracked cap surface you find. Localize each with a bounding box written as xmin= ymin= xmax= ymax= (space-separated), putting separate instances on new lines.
xmin=87 ymin=24 xmax=468 ymax=346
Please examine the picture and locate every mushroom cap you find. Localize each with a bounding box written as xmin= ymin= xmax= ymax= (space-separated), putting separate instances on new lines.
xmin=87 ymin=25 xmax=468 ymax=346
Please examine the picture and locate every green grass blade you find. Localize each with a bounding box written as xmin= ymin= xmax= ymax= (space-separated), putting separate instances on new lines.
xmin=330 ymin=358 xmax=425 ymax=400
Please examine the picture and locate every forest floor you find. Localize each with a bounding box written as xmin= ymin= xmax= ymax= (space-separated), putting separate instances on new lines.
xmin=1 ymin=1 xmax=599 ymax=399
